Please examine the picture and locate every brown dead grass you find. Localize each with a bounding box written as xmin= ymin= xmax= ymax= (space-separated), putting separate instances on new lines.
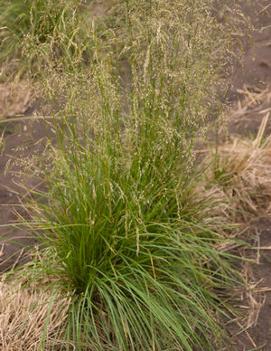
xmin=208 ymin=111 xmax=271 ymax=221
xmin=229 ymin=85 xmax=271 ymax=137
xmin=0 ymin=81 xmax=34 ymax=118
xmin=0 ymin=281 xmax=70 ymax=351
xmin=232 ymin=86 xmax=271 ymax=119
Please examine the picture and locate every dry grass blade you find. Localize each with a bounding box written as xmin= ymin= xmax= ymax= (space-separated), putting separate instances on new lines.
xmin=0 ymin=281 xmax=70 ymax=351
xmin=233 ymin=87 xmax=271 ymax=118
xmin=229 ymin=86 xmax=271 ymax=137
xmin=0 ymin=82 xmax=34 ymax=118
xmin=208 ymin=110 xmax=271 ymax=220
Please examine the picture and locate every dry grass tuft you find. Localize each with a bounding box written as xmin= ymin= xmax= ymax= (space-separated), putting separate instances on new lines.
xmin=0 ymin=81 xmax=34 ymax=118
xmin=0 ymin=281 xmax=70 ymax=351
xmin=208 ymin=111 xmax=271 ymax=221
xmin=232 ymin=86 xmax=271 ymax=120
xmin=229 ymin=85 xmax=271 ymax=137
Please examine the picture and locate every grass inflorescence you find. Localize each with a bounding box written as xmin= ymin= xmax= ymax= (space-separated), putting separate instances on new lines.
xmin=0 ymin=0 xmax=90 ymax=78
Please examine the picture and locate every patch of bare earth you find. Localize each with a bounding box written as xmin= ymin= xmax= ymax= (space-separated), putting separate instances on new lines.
xmin=0 ymin=83 xmax=52 ymax=272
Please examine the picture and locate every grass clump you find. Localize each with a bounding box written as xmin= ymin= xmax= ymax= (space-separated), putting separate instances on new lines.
xmin=32 ymin=72 xmax=237 ymax=350
xmin=6 ymin=0 xmax=244 ymax=350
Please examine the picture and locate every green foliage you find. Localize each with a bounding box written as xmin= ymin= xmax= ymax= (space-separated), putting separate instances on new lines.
xmin=0 ymin=0 xmax=89 ymax=76
xmin=35 ymin=116 xmax=236 ymax=350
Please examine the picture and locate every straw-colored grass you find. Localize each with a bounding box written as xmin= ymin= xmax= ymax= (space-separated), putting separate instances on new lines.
xmin=0 ymin=280 xmax=70 ymax=351
xmin=229 ymin=86 xmax=271 ymax=137
xmin=209 ymin=110 xmax=271 ymax=221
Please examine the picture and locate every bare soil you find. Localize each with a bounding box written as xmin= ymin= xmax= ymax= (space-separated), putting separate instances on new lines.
xmin=228 ymin=1 xmax=271 ymax=138
xmin=0 ymin=92 xmax=52 ymax=271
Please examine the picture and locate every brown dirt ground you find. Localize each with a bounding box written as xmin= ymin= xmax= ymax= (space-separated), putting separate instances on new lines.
xmin=0 ymin=91 xmax=52 ymax=272
xmin=0 ymin=1 xmax=271 ymax=350
xmin=228 ymin=0 xmax=271 ymax=139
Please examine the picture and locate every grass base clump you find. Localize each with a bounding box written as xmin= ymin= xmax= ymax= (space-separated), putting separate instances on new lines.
xmin=29 ymin=66 xmax=239 ymax=350
xmin=33 ymin=131 xmax=237 ymax=350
